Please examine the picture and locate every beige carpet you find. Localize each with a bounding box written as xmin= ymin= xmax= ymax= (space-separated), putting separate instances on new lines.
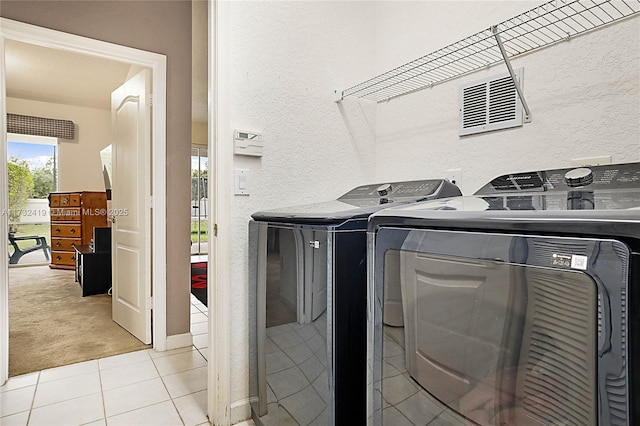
xmin=9 ymin=265 xmax=151 ymax=377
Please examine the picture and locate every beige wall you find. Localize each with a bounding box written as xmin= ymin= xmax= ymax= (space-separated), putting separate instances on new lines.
xmin=1 ymin=0 xmax=193 ymax=337
xmin=7 ymin=97 xmax=110 ymax=192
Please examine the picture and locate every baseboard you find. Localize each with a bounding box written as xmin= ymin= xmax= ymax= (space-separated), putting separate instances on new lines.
xmin=231 ymin=398 xmax=253 ymax=424
xmin=165 ymin=332 xmax=193 ymax=350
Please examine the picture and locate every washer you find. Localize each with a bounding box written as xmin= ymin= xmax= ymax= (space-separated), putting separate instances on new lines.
xmin=247 ymin=179 xmax=461 ymax=425
xmin=368 ymin=162 xmax=640 ymax=426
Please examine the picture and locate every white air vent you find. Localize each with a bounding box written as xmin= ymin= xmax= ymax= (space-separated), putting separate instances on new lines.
xmin=459 ymin=68 xmax=523 ymax=136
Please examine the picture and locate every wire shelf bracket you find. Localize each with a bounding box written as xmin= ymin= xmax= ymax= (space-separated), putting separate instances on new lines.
xmin=337 ymin=0 xmax=640 ymax=107
xmin=492 ymin=25 xmax=532 ymax=123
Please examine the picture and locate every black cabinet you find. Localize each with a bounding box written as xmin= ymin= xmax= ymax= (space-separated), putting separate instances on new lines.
xmin=74 ymin=227 xmax=112 ymax=297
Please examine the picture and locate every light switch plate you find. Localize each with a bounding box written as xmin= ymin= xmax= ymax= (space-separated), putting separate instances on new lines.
xmin=234 ymin=169 xmax=249 ymax=195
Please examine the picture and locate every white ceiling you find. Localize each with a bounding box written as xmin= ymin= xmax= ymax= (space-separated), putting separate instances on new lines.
xmin=5 ymin=39 xmax=132 ymax=110
xmin=5 ymin=7 xmax=208 ymax=123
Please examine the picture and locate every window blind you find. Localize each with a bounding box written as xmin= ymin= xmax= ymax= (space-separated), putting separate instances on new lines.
xmin=7 ymin=113 xmax=75 ymax=140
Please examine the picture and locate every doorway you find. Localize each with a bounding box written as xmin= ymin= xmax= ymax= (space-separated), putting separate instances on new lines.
xmin=191 ymin=146 xmax=208 ymax=257
xmin=0 ymin=18 xmax=168 ymax=385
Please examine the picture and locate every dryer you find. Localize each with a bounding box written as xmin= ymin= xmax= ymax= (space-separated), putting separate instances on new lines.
xmin=368 ymin=162 xmax=640 ymax=426
xmin=247 ymin=179 xmax=461 ymax=425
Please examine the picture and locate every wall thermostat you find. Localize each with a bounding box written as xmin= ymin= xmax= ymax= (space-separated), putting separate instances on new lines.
xmin=234 ymin=129 xmax=263 ymax=157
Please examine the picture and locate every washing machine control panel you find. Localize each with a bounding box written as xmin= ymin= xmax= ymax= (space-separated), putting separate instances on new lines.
xmin=472 ymin=162 xmax=640 ymax=211
xmin=376 ymin=183 xmax=392 ymax=196
xmin=252 ymin=179 xmax=461 ymax=223
xmin=477 ymin=162 xmax=640 ymax=194
xmin=339 ymin=179 xmax=453 ymax=205
xmin=564 ymin=167 xmax=594 ymax=187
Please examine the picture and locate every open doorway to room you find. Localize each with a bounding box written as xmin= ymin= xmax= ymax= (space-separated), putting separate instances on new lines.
xmin=1 ymin=25 xmax=167 ymax=380
xmin=187 ymin=0 xmax=210 ymax=362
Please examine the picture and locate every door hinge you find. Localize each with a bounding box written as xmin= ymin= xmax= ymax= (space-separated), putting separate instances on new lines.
xmin=214 ymin=223 xmax=218 ymax=236
xmin=147 ymin=296 xmax=154 ymax=310
xmin=149 ymin=93 xmax=153 ymax=107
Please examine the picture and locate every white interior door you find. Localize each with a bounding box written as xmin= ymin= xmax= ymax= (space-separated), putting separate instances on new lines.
xmin=111 ymin=69 xmax=152 ymax=344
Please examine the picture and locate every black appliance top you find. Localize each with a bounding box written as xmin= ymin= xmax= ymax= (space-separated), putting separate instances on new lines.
xmin=370 ymin=163 xmax=640 ymax=239
xmin=251 ymin=179 xmax=461 ymax=224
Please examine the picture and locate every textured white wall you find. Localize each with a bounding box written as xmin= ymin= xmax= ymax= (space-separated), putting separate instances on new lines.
xmin=227 ymin=1 xmax=376 ymax=419
xmin=373 ymin=2 xmax=640 ymax=195
xmin=226 ymin=1 xmax=640 ymax=420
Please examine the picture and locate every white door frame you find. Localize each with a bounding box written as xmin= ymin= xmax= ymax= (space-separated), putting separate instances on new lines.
xmin=0 ymin=18 xmax=168 ymax=385
xmin=208 ymin=0 xmax=232 ymax=424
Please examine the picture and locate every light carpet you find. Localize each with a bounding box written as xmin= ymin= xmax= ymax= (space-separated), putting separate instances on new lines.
xmin=8 ymin=265 xmax=150 ymax=377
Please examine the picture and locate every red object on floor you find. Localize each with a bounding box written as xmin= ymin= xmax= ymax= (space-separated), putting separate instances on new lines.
xmin=191 ymin=262 xmax=207 ymax=306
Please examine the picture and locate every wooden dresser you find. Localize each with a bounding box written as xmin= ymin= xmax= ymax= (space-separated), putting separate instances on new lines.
xmin=48 ymin=191 xmax=108 ymax=270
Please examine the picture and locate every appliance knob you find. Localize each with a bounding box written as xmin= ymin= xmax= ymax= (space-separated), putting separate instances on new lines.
xmin=377 ymin=183 xmax=392 ymax=196
xmin=564 ymin=167 xmax=594 ymax=188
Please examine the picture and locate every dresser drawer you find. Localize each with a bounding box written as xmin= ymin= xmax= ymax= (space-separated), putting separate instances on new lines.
xmin=49 ymin=193 xmax=60 ymax=207
xmin=58 ymin=193 xmax=81 ymax=207
xmin=52 ymin=250 xmax=76 ymax=266
xmin=49 ymin=193 xmax=82 ymax=207
xmin=51 ymin=237 xmax=81 ymax=252
xmin=68 ymin=193 xmax=81 ymax=206
xmin=51 ymin=223 xmax=81 ymax=238
xmin=51 ymin=207 xmax=81 ymax=222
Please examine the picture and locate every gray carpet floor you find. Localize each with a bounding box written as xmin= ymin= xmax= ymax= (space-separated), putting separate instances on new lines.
xmin=8 ymin=265 xmax=150 ymax=377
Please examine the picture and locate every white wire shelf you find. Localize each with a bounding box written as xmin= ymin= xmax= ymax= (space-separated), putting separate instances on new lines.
xmin=339 ymin=0 xmax=640 ymax=103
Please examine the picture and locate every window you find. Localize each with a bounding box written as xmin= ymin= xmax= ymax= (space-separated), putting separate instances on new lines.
xmin=7 ymin=133 xmax=57 ymax=237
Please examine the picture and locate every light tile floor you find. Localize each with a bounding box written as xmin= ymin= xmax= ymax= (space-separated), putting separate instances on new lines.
xmin=0 ymin=294 xmax=254 ymax=426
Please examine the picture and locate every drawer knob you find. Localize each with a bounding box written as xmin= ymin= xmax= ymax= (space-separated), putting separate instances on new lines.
xmin=55 ymin=228 xmax=61 ymax=233
xmin=56 ymin=255 xmax=61 ymax=261
xmin=70 ymin=229 xmax=76 ymax=234
xmin=56 ymin=242 xmax=61 ymax=247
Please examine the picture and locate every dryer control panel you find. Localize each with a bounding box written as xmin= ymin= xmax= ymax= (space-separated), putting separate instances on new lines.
xmin=252 ymin=179 xmax=462 ymax=223
xmin=474 ymin=162 xmax=640 ymax=211
xmin=476 ymin=162 xmax=640 ymax=194
xmin=339 ymin=179 xmax=460 ymax=206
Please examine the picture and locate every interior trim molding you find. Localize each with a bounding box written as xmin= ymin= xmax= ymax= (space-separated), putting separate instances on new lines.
xmin=230 ymin=398 xmax=253 ymax=424
xmin=0 ymin=33 xmax=8 ymax=386
xmin=166 ymin=332 xmax=194 ymax=350
xmin=209 ymin=0 xmax=232 ymax=423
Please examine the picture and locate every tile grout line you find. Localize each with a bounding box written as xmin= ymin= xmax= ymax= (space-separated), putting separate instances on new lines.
xmin=27 ymin=369 xmax=105 ymax=419
xmin=101 ymin=355 xmax=174 ymax=421
xmin=102 ymin=378 xmax=171 ymax=420
xmin=151 ymin=345 xmax=188 ymax=426
xmin=97 ymin=365 xmax=108 ymax=425
xmin=26 ymin=371 xmax=40 ymax=425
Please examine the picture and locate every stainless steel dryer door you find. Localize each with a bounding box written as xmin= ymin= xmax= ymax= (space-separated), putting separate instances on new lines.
xmin=370 ymin=228 xmax=630 ymax=426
